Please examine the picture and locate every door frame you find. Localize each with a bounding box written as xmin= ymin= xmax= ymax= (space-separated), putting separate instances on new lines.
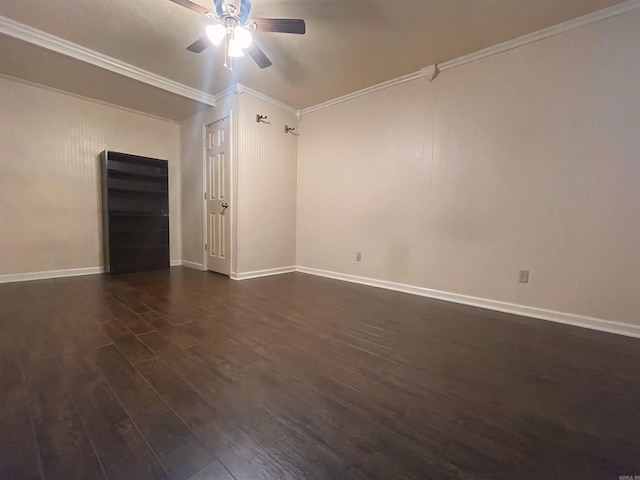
xmin=201 ymin=100 xmax=237 ymax=276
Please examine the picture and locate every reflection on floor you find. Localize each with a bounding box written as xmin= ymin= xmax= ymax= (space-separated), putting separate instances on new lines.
xmin=1 ymin=267 xmax=639 ymax=479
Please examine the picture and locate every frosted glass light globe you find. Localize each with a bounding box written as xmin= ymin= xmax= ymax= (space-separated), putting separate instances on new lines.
xmin=228 ymin=38 xmax=245 ymax=57
xmin=233 ymin=26 xmax=253 ymax=49
xmin=206 ymin=24 xmax=226 ymax=46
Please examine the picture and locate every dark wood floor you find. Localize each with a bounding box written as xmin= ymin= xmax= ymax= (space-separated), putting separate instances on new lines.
xmin=1 ymin=267 xmax=639 ymax=480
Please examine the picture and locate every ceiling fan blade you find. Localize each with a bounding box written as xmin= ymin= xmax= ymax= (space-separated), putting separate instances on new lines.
xmin=250 ymin=18 xmax=306 ymax=34
xmin=246 ymin=42 xmax=273 ymax=69
xmin=186 ymin=36 xmax=211 ymax=53
xmin=168 ymin=0 xmax=216 ymax=17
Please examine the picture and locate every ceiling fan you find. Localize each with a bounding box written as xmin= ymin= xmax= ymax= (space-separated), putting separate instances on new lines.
xmin=169 ymin=0 xmax=306 ymax=69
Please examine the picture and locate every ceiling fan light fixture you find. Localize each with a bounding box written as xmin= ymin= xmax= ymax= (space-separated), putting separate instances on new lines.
xmin=206 ymin=24 xmax=226 ymax=46
xmin=172 ymin=0 xmax=306 ymax=69
xmin=233 ymin=26 xmax=253 ymax=49
xmin=228 ymin=37 xmax=245 ymax=57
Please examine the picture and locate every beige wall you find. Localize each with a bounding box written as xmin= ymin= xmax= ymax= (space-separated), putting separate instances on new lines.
xmin=297 ymin=10 xmax=640 ymax=326
xmin=180 ymin=91 xmax=298 ymax=274
xmin=0 ymin=77 xmax=181 ymax=275
xmin=236 ymin=93 xmax=298 ymax=273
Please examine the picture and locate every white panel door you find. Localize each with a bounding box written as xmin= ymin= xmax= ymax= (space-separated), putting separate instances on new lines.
xmin=205 ymin=118 xmax=231 ymax=275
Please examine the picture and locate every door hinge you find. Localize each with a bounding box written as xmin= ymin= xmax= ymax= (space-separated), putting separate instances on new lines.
xmin=204 ymin=192 xmax=207 ymax=200
xmin=205 ymin=243 xmax=208 ymax=251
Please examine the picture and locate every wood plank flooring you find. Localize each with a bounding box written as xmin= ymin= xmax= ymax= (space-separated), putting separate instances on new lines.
xmin=1 ymin=267 xmax=639 ymax=479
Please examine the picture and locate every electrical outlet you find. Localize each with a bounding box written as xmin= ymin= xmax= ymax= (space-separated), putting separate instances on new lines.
xmin=519 ymin=270 xmax=530 ymax=283
xmin=356 ymin=252 xmax=362 ymax=262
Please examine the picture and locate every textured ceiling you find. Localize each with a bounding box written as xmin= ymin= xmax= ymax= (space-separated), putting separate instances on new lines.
xmin=0 ymin=0 xmax=629 ymax=117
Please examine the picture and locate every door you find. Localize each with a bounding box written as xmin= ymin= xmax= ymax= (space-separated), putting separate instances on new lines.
xmin=205 ymin=117 xmax=231 ymax=275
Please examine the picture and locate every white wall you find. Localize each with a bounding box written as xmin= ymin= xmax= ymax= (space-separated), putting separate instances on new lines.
xmin=0 ymin=77 xmax=181 ymax=276
xmin=236 ymin=93 xmax=298 ymax=274
xmin=180 ymin=91 xmax=298 ymax=275
xmin=297 ymin=9 xmax=640 ymax=326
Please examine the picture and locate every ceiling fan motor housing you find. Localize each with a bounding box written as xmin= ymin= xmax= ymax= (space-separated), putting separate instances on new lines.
xmin=214 ymin=0 xmax=252 ymax=24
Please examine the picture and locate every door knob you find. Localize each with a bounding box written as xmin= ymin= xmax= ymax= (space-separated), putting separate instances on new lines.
xmin=221 ymin=202 xmax=229 ymax=209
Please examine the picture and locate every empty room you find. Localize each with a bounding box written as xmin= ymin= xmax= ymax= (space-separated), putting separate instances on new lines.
xmin=1 ymin=0 xmax=639 ymax=479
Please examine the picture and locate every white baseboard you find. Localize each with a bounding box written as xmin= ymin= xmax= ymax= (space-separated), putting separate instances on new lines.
xmin=231 ymin=266 xmax=297 ymax=281
xmin=182 ymin=260 xmax=206 ymax=271
xmin=0 ymin=266 xmax=105 ymax=284
xmin=296 ymin=266 xmax=640 ymax=339
xmin=1 ymin=260 xmax=181 ymax=283
xmin=3 ymin=262 xmax=637 ymax=339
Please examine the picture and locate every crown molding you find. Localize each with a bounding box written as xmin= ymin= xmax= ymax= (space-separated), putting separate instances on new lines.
xmin=235 ymin=83 xmax=299 ymax=115
xmin=300 ymin=65 xmax=438 ymax=116
xmin=213 ymin=82 xmax=299 ymax=116
xmin=300 ymin=0 xmax=640 ymax=116
xmin=214 ymin=82 xmax=249 ymax=100
xmin=213 ymin=84 xmax=239 ymax=101
xmin=3 ymin=0 xmax=639 ymax=117
xmin=438 ymin=0 xmax=640 ymax=72
xmin=0 ymin=15 xmax=217 ymax=106
xmin=0 ymin=74 xmax=180 ymax=124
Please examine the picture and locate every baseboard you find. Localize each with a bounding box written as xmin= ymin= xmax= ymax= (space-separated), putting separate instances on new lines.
xmin=1 ymin=260 xmax=182 ymax=283
xmin=182 ymin=261 xmax=206 ymax=271
xmin=296 ymin=266 xmax=640 ymax=339
xmin=3 ymin=262 xmax=637 ymax=339
xmin=231 ymin=266 xmax=297 ymax=281
xmin=0 ymin=266 xmax=105 ymax=284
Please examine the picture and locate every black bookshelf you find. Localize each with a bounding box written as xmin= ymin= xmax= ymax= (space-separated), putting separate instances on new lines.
xmin=101 ymin=151 xmax=170 ymax=274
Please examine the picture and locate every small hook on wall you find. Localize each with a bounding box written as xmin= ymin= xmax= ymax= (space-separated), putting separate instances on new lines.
xmin=256 ymin=114 xmax=270 ymax=124
xmin=285 ymin=125 xmax=299 ymax=135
